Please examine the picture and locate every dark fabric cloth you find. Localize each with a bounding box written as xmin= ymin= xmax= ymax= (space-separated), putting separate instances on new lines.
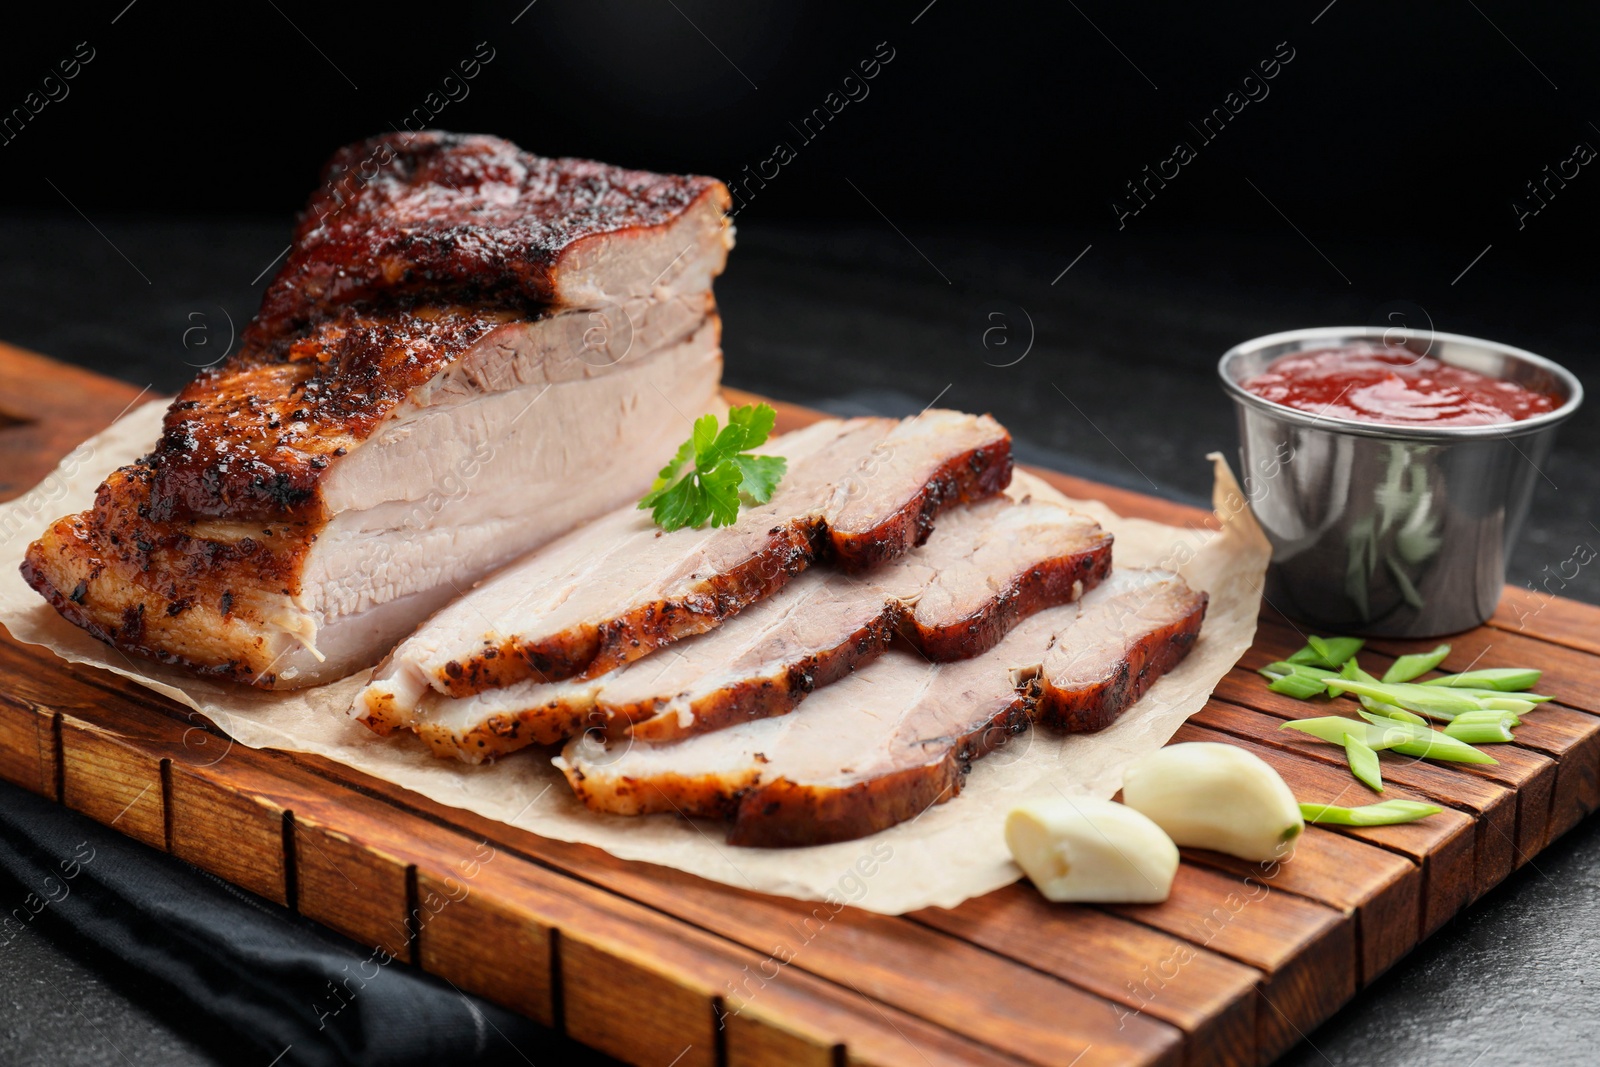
xmin=0 ymin=779 xmax=603 ymax=1067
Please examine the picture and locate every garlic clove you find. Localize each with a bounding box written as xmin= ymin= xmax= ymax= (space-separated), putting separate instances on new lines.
xmin=1122 ymin=742 xmax=1304 ymax=862
xmin=1005 ymin=796 xmax=1179 ymax=903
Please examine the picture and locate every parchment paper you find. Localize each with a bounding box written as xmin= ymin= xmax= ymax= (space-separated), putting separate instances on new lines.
xmin=0 ymin=402 xmax=1270 ymax=914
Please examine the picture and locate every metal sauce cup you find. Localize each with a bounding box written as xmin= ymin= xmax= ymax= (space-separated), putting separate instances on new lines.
xmin=1219 ymin=327 xmax=1583 ymax=637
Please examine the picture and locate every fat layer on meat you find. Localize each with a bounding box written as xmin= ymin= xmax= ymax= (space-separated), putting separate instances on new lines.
xmin=354 ymin=410 xmax=1012 ymax=724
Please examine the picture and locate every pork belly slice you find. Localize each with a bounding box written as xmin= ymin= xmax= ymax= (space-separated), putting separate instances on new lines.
xmin=355 ymin=410 xmax=1012 ymax=723
xmin=594 ymin=571 xmax=901 ymax=743
xmin=556 ymin=614 xmax=1056 ymax=847
xmin=894 ymin=497 xmax=1112 ymax=659
xmin=253 ymin=131 xmax=733 ymax=340
xmin=398 ymin=496 xmax=1109 ymax=760
xmin=827 ymin=409 xmax=1014 ymax=570
xmin=409 ymin=569 xmax=903 ymax=760
xmin=1028 ymin=568 xmax=1208 ymax=733
xmin=23 ymin=301 xmax=722 ymax=688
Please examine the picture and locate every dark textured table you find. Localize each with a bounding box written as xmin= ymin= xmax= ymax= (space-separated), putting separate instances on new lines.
xmin=2 ymin=218 xmax=1597 ymax=1066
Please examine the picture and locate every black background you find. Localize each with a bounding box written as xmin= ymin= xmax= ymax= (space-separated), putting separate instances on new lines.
xmin=4 ymin=1 xmax=1597 ymax=290
xmin=3 ymin=4 xmax=1600 ymax=1065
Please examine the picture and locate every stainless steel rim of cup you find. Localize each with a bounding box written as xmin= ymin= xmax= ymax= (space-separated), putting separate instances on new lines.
xmin=1216 ymin=326 xmax=1584 ymax=441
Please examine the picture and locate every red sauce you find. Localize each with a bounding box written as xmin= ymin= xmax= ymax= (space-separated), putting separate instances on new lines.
xmin=1244 ymin=343 xmax=1556 ymax=427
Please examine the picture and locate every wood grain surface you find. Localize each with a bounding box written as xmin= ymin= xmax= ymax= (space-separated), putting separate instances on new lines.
xmin=4 ymin=346 xmax=1599 ymax=1067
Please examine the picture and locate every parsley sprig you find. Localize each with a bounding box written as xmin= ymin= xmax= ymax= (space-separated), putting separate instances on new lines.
xmin=638 ymin=403 xmax=787 ymax=531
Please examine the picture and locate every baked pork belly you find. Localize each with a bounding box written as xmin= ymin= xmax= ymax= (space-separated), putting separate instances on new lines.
xmin=24 ymin=309 xmax=723 ymax=687
xmin=22 ymin=132 xmax=733 ymax=687
xmin=558 ymin=614 xmax=1053 ymax=847
xmin=893 ymin=496 xmax=1113 ymax=659
xmin=253 ymin=131 xmax=732 ymax=338
xmin=559 ymin=568 xmax=1207 ymax=846
xmin=409 ymin=568 xmax=901 ymax=759
xmin=354 ymin=410 xmax=1012 ymax=725
xmin=391 ymin=497 xmax=1108 ymax=761
xmin=594 ymin=569 xmax=901 ymax=745
xmin=1029 ymin=568 xmax=1208 ymax=732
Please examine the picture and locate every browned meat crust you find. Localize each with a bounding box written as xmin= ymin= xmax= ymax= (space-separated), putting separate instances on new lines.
xmin=418 ymin=699 xmax=582 ymax=758
xmin=149 ymin=304 xmax=518 ymax=524
xmin=253 ymin=132 xmax=729 ymax=340
xmin=606 ymin=606 xmax=900 ymax=744
xmin=1030 ymin=593 xmax=1209 ymax=733
xmin=898 ymin=533 xmax=1112 ymax=661
xmin=19 ymin=531 xmax=250 ymax=683
xmin=723 ymin=699 xmax=1031 ymax=847
xmin=437 ymin=518 xmax=825 ymax=695
xmin=559 ymin=763 xmax=759 ymax=822
xmin=21 ymin=465 xmax=310 ymax=686
xmin=828 ymin=439 xmax=1014 ymax=571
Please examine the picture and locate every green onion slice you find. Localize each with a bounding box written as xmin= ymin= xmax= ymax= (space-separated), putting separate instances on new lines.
xmin=1451 ymin=708 xmax=1522 ymax=727
xmin=1281 ymin=716 xmax=1406 ymax=750
xmin=1442 ymin=719 xmax=1516 ymax=744
xmin=1353 ymin=711 xmax=1499 ymax=764
xmin=1381 ymin=644 xmax=1451 ymax=684
xmin=1265 ymin=661 xmax=1340 ymax=680
xmin=1300 ymin=800 xmax=1443 ymax=826
xmin=1289 ymin=635 xmax=1366 ymax=669
xmin=1422 ymin=668 xmax=1542 ymax=692
xmin=1268 ymin=673 xmax=1329 ymax=699
xmin=1476 ymin=697 xmax=1537 ymax=715
xmin=1324 ymin=678 xmax=1485 ymax=717
xmin=1344 ymin=734 xmax=1384 ymax=792
xmin=1337 ymin=659 xmax=1421 ymax=718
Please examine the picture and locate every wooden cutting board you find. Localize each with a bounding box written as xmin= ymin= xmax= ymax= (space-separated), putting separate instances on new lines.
xmin=3 ymin=341 xmax=1598 ymax=1067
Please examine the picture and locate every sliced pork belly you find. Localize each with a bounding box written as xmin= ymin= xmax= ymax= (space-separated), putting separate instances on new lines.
xmin=253 ymin=131 xmax=733 ymax=339
xmin=355 ymin=410 xmax=1012 ymax=725
xmin=894 ymin=498 xmax=1112 ymax=659
xmin=557 ymin=613 xmax=1056 ymax=847
xmin=826 ymin=409 xmax=1014 ymax=570
xmin=602 ymin=498 xmax=1105 ymax=746
xmin=409 ymin=569 xmax=904 ymax=759
xmin=556 ymin=571 xmax=1208 ymax=847
xmin=395 ymin=496 xmax=1109 ymax=760
xmin=1029 ymin=568 xmax=1208 ymax=733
